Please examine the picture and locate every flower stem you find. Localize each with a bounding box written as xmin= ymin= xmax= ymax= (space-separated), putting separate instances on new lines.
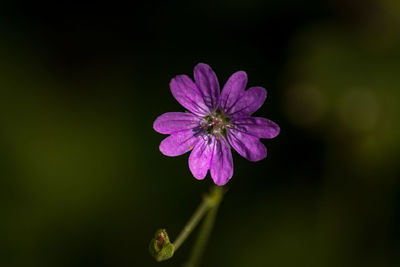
xmin=173 ymin=186 xmax=224 ymax=251
xmin=184 ymin=191 xmax=222 ymax=267
xmin=173 ymin=197 xmax=210 ymax=251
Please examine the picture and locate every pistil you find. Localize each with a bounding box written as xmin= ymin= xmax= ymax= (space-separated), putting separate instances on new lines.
xmin=202 ymin=110 xmax=232 ymax=135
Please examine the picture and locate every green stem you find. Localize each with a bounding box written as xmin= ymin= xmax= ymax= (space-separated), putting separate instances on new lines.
xmin=184 ymin=193 xmax=222 ymax=267
xmin=173 ymin=186 xmax=224 ymax=251
xmin=173 ymin=196 xmax=211 ymax=251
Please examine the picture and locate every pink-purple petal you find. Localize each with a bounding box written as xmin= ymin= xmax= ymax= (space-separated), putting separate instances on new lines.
xmin=210 ymin=136 xmax=233 ymax=186
xmin=232 ymin=117 xmax=280 ymax=139
xmin=226 ymin=86 xmax=267 ymax=118
xmin=189 ymin=136 xmax=215 ymax=180
xmin=227 ymin=129 xmax=267 ymax=162
xmin=219 ymin=71 xmax=247 ymax=113
xmin=194 ymin=63 xmax=220 ymax=111
xmin=154 ymin=63 xmax=281 ymax=186
xmin=170 ymin=75 xmax=210 ymax=116
xmin=159 ymin=129 xmax=199 ymax=157
xmin=153 ymin=112 xmax=200 ymax=134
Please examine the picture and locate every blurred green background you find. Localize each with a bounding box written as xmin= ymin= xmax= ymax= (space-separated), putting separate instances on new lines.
xmin=1 ymin=1 xmax=399 ymax=266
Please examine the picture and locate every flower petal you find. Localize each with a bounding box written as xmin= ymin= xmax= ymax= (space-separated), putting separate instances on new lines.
xmin=170 ymin=75 xmax=210 ymax=116
xmin=226 ymin=86 xmax=267 ymax=118
xmin=210 ymin=136 xmax=233 ymax=185
xmin=232 ymin=117 xmax=280 ymax=139
xmin=194 ymin=63 xmax=220 ymax=111
xmin=159 ymin=129 xmax=199 ymax=157
xmin=219 ymin=71 xmax=247 ymax=113
xmin=189 ymin=136 xmax=215 ymax=180
xmin=227 ymin=129 xmax=267 ymax=162
xmin=153 ymin=112 xmax=200 ymax=134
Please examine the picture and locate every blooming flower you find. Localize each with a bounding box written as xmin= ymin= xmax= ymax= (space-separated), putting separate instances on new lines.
xmin=153 ymin=63 xmax=280 ymax=185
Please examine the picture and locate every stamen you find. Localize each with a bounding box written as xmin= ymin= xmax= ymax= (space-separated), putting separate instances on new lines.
xmin=202 ymin=109 xmax=231 ymax=136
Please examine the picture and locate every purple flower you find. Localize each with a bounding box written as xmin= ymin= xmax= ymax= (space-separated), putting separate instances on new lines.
xmin=154 ymin=63 xmax=280 ymax=185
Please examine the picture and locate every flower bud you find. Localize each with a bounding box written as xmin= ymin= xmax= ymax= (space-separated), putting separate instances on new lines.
xmin=149 ymin=229 xmax=175 ymax=261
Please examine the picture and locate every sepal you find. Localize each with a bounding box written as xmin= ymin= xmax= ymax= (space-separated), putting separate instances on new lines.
xmin=149 ymin=229 xmax=175 ymax=262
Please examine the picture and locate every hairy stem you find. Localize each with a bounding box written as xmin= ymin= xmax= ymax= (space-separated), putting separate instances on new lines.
xmin=173 ymin=186 xmax=224 ymax=251
xmin=173 ymin=197 xmax=211 ymax=251
xmin=184 ymin=192 xmax=222 ymax=267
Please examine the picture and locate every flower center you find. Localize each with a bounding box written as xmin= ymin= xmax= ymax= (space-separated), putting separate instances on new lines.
xmin=202 ymin=109 xmax=232 ymax=136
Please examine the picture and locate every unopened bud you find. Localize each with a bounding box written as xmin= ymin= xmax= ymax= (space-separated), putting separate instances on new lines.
xmin=149 ymin=229 xmax=175 ymax=261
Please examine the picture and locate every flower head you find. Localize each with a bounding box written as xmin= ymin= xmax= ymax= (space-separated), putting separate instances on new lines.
xmin=154 ymin=63 xmax=280 ymax=185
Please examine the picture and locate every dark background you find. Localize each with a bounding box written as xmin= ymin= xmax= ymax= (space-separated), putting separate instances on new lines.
xmin=1 ymin=1 xmax=399 ymax=266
